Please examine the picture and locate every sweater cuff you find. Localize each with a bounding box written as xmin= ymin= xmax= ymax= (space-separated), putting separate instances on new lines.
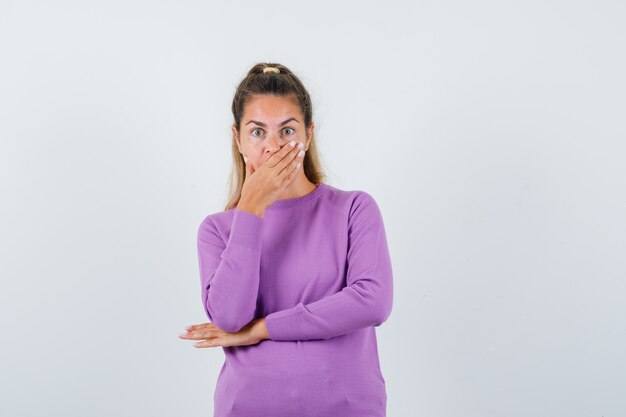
xmin=228 ymin=208 xmax=264 ymax=249
xmin=264 ymin=305 xmax=302 ymax=341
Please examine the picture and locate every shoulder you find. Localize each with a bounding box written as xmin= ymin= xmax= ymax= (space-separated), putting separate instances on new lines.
xmin=319 ymin=183 xmax=383 ymax=222
xmin=197 ymin=208 xmax=235 ymax=244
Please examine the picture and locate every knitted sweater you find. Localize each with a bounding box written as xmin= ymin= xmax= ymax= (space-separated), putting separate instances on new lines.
xmin=196 ymin=182 xmax=394 ymax=417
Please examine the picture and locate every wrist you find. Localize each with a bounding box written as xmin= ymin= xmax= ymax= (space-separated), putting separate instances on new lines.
xmin=237 ymin=198 xmax=266 ymax=218
xmin=252 ymin=317 xmax=270 ymax=340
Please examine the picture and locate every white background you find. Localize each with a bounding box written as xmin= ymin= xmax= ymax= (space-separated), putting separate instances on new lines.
xmin=1 ymin=1 xmax=625 ymax=416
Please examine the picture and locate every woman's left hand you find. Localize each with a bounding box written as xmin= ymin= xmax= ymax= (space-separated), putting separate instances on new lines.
xmin=179 ymin=318 xmax=269 ymax=348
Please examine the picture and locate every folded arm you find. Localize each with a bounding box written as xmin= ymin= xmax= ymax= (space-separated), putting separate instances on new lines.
xmin=196 ymin=209 xmax=264 ymax=333
xmin=264 ymin=192 xmax=394 ymax=341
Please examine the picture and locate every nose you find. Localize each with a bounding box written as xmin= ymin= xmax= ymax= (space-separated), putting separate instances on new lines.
xmin=265 ymin=135 xmax=281 ymax=154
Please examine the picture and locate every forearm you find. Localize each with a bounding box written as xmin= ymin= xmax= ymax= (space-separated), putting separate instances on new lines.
xmin=198 ymin=209 xmax=265 ymax=333
xmin=263 ymin=277 xmax=393 ymax=341
xmin=261 ymin=191 xmax=394 ymax=341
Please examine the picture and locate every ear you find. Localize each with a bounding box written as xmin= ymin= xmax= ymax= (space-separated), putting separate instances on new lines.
xmin=232 ymin=125 xmax=242 ymax=154
xmin=305 ymin=123 xmax=314 ymax=150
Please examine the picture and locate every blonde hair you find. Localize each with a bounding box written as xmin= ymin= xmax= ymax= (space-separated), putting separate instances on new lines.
xmin=224 ymin=62 xmax=327 ymax=210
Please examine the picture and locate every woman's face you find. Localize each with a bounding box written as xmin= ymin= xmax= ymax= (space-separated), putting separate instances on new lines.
xmin=233 ymin=94 xmax=313 ymax=170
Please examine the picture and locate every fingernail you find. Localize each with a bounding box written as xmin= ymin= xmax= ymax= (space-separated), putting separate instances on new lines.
xmin=179 ymin=332 xmax=187 ymax=337
xmin=298 ymin=150 xmax=305 ymax=158
xmin=289 ymin=140 xmax=296 ymax=147
xmin=297 ymin=143 xmax=304 ymax=149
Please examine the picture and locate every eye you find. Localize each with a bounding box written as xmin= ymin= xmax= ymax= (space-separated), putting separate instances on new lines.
xmin=251 ymin=128 xmax=264 ymax=137
xmin=282 ymin=127 xmax=295 ymax=135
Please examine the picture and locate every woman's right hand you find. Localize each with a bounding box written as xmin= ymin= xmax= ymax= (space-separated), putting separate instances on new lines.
xmin=238 ymin=139 xmax=305 ymax=216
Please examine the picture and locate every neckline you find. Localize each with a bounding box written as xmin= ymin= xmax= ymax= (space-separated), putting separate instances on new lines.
xmin=265 ymin=182 xmax=328 ymax=210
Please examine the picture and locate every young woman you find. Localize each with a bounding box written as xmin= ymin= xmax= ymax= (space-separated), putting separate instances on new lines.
xmin=180 ymin=62 xmax=394 ymax=417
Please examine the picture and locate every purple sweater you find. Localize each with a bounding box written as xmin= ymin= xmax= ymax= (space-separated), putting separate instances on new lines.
xmin=196 ymin=182 xmax=394 ymax=417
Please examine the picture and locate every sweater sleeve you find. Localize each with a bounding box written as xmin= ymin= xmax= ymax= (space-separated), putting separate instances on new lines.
xmin=264 ymin=192 xmax=394 ymax=341
xmin=196 ymin=208 xmax=264 ymax=333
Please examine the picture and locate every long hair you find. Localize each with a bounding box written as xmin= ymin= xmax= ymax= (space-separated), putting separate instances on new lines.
xmin=224 ymin=62 xmax=327 ymax=210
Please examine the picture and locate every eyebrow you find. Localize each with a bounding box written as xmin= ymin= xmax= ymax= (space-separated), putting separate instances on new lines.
xmin=245 ymin=117 xmax=300 ymax=127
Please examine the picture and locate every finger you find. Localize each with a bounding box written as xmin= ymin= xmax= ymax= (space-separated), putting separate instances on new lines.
xmin=246 ymin=155 xmax=259 ymax=176
xmin=279 ymin=158 xmax=302 ymax=187
xmin=179 ymin=329 xmax=195 ymax=339
xmin=181 ymin=331 xmax=213 ymax=340
xmin=193 ymin=337 xmax=220 ymax=348
xmin=181 ymin=322 xmax=214 ymax=334
xmin=245 ymin=156 xmax=251 ymax=178
xmin=277 ymin=146 xmax=305 ymax=180
xmin=270 ymin=143 xmax=302 ymax=179
xmin=180 ymin=325 xmax=219 ymax=339
xmin=187 ymin=322 xmax=214 ymax=330
xmin=266 ymin=140 xmax=298 ymax=168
